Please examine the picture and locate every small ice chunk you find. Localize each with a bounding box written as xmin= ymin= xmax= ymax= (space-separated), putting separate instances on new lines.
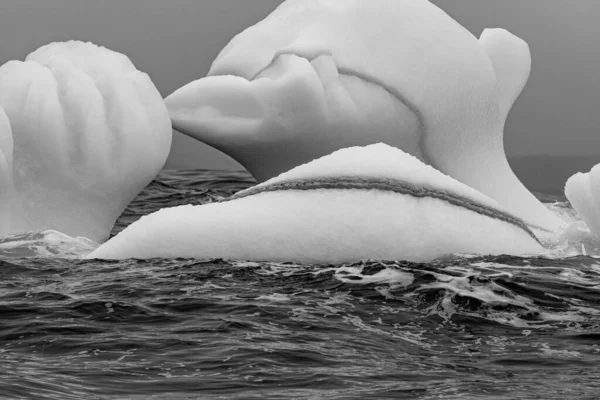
xmin=565 ymin=164 xmax=600 ymax=238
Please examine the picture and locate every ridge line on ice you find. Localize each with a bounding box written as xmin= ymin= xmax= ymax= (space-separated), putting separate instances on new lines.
xmin=226 ymin=175 xmax=539 ymax=242
xmin=335 ymin=66 xmax=429 ymax=165
xmin=248 ymin=51 xmax=428 ymax=164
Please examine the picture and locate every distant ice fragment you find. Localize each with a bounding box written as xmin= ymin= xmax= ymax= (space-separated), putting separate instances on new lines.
xmin=166 ymin=0 xmax=563 ymax=232
xmin=0 ymin=41 xmax=172 ymax=242
xmin=88 ymin=144 xmax=542 ymax=262
xmin=565 ymin=164 xmax=600 ymax=238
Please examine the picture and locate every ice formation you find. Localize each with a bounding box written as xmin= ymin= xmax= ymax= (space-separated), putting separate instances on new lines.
xmin=165 ymin=0 xmax=563 ymax=232
xmin=0 ymin=41 xmax=172 ymax=242
xmin=88 ymin=144 xmax=542 ymax=262
xmin=565 ymin=164 xmax=600 ymax=238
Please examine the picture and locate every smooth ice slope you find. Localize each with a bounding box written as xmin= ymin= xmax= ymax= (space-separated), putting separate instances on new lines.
xmin=565 ymin=164 xmax=600 ymax=238
xmin=0 ymin=107 xmax=21 ymax=238
xmin=166 ymin=0 xmax=563 ymax=232
xmin=88 ymin=144 xmax=542 ymax=262
xmin=0 ymin=41 xmax=172 ymax=242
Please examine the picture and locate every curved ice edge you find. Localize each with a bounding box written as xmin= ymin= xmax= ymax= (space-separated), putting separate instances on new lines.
xmin=228 ymin=175 xmax=539 ymax=243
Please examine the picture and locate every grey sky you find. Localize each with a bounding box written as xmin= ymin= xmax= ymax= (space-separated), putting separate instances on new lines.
xmin=0 ymin=0 xmax=598 ymax=170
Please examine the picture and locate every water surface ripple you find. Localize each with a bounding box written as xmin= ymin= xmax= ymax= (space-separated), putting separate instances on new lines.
xmin=1 ymin=171 xmax=599 ymax=399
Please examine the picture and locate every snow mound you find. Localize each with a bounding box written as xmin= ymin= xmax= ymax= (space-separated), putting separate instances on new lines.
xmin=88 ymin=144 xmax=542 ymax=262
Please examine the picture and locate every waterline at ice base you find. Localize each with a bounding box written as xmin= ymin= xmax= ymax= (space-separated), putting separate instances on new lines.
xmin=0 ymin=41 xmax=172 ymax=243
xmin=165 ymin=0 xmax=564 ymax=232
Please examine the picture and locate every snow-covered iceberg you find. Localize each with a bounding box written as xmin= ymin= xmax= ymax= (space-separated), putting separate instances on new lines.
xmin=165 ymin=0 xmax=563 ymax=232
xmin=0 ymin=41 xmax=172 ymax=242
xmin=565 ymin=164 xmax=600 ymax=238
xmin=88 ymin=143 xmax=542 ymax=262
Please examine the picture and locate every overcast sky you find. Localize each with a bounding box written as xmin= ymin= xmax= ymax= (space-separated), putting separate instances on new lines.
xmin=0 ymin=0 xmax=598 ymax=170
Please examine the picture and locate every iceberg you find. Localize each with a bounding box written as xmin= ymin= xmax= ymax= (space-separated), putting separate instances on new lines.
xmin=565 ymin=164 xmax=600 ymax=238
xmin=88 ymin=144 xmax=542 ymax=262
xmin=165 ymin=0 xmax=563 ymax=232
xmin=0 ymin=41 xmax=172 ymax=242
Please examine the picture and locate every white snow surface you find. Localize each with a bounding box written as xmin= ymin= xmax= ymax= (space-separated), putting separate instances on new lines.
xmin=88 ymin=144 xmax=542 ymax=262
xmin=0 ymin=41 xmax=172 ymax=242
xmin=166 ymin=0 xmax=563 ymax=232
xmin=565 ymin=164 xmax=600 ymax=238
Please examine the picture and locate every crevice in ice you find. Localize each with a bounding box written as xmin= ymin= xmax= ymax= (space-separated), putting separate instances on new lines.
xmin=226 ymin=176 xmax=539 ymax=243
xmin=250 ymin=49 xmax=335 ymax=80
xmin=248 ymin=52 xmax=428 ymax=164
xmin=335 ymin=66 xmax=429 ymax=165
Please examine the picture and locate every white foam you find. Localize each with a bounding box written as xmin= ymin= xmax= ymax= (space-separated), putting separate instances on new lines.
xmin=0 ymin=41 xmax=172 ymax=242
xmin=332 ymin=265 xmax=415 ymax=287
xmin=0 ymin=230 xmax=98 ymax=259
xmin=88 ymin=144 xmax=542 ymax=262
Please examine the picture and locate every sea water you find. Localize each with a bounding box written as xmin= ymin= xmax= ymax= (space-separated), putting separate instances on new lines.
xmin=1 ymin=170 xmax=599 ymax=399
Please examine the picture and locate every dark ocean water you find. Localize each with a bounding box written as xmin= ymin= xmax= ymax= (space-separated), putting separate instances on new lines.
xmin=1 ymin=170 xmax=600 ymax=400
